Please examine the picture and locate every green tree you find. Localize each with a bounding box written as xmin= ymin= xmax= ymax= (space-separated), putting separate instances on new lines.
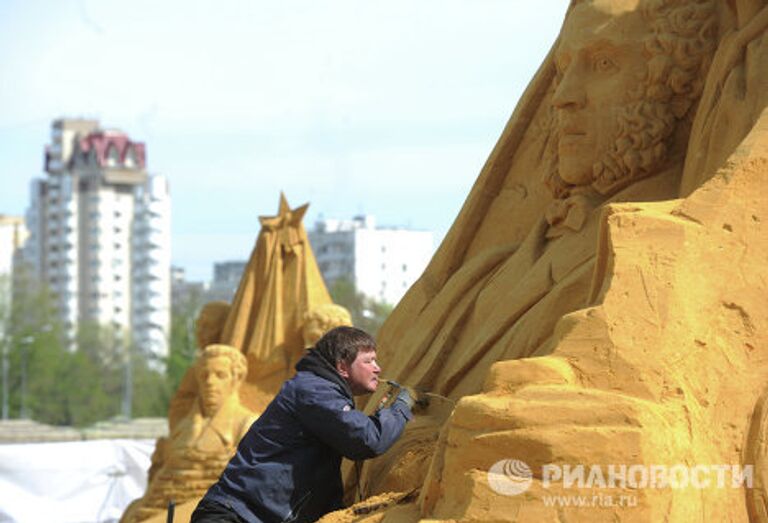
xmin=166 ymin=285 xmax=206 ymax=394
xmin=131 ymin=347 xmax=172 ymax=419
xmin=69 ymin=321 xmax=175 ymax=424
xmin=58 ymin=346 xmax=116 ymax=426
xmin=2 ymin=271 xmax=72 ymax=422
xmin=329 ymin=278 xmax=393 ymax=337
xmin=2 ymin=272 xmax=176 ymax=426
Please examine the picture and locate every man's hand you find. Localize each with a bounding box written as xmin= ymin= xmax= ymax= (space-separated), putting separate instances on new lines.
xmin=394 ymin=387 xmax=414 ymax=409
xmin=387 ymin=380 xmax=429 ymax=410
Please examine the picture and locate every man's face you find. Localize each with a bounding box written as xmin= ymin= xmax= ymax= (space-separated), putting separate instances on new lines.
xmin=197 ymin=355 xmax=237 ymax=417
xmin=337 ymin=349 xmax=381 ymax=396
xmin=553 ymin=0 xmax=648 ymax=186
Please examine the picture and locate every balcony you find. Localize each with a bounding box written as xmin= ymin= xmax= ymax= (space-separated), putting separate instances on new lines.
xmin=46 ymin=159 xmax=63 ymax=172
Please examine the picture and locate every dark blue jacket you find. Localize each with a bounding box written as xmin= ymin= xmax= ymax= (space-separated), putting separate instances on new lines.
xmin=202 ymin=350 xmax=412 ymax=523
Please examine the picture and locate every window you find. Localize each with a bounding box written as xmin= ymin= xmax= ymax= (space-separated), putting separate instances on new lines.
xmin=107 ymin=145 xmax=119 ymax=167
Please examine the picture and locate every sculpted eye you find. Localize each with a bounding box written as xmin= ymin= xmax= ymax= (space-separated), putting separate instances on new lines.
xmin=594 ymin=55 xmax=617 ymax=72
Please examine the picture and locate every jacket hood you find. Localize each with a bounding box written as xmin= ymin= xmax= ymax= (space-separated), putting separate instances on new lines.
xmin=295 ymin=349 xmax=354 ymax=400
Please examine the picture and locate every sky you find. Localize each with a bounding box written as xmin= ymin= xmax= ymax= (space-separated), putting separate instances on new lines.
xmin=0 ymin=0 xmax=570 ymax=281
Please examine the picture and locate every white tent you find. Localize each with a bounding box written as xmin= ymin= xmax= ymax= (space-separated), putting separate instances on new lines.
xmin=0 ymin=439 xmax=154 ymax=523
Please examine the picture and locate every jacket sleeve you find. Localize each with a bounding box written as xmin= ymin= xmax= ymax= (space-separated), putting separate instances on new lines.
xmin=295 ymin=384 xmax=412 ymax=460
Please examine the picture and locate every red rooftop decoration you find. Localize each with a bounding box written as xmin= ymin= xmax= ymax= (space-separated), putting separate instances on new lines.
xmin=71 ymin=130 xmax=146 ymax=169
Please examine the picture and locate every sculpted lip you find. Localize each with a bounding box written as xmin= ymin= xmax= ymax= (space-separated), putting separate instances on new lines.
xmin=559 ymin=135 xmax=587 ymax=148
xmin=559 ymin=127 xmax=588 ymax=147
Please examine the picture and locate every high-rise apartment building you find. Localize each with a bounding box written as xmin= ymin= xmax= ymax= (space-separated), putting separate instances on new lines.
xmin=23 ymin=119 xmax=170 ymax=361
xmin=308 ymin=215 xmax=434 ymax=305
xmin=170 ymin=266 xmax=205 ymax=314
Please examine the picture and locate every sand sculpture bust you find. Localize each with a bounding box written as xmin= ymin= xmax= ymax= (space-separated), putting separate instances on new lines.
xmin=166 ymin=301 xmax=232 ymax=430
xmin=302 ymin=303 xmax=353 ymax=347
xmin=343 ymin=0 xmax=768 ymax=520
xmin=123 ymin=344 xmax=255 ymax=523
xmin=195 ymin=301 xmax=231 ymax=349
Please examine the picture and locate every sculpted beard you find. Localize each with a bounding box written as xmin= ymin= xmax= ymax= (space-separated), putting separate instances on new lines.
xmin=545 ymin=92 xmax=677 ymax=198
xmin=591 ymin=97 xmax=676 ymax=194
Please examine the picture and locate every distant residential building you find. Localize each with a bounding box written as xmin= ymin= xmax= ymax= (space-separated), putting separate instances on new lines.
xmin=0 ymin=215 xmax=28 ymax=286
xmin=207 ymin=261 xmax=247 ymax=302
xmin=171 ymin=266 xmax=206 ymax=314
xmin=22 ymin=118 xmax=171 ymax=360
xmin=0 ymin=214 xmax=28 ymax=339
xmin=308 ymin=215 xmax=434 ymax=305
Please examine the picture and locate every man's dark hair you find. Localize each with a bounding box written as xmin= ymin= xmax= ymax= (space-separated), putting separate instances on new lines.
xmin=313 ymin=326 xmax=376 ymax=366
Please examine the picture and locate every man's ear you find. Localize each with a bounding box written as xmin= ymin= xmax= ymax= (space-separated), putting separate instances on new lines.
xmin=336 ymin=360 xmax=350 ymax=379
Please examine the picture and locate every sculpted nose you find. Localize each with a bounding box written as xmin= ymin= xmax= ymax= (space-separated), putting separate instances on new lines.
xmin=552 ymin=66 xmax=586 ymax=110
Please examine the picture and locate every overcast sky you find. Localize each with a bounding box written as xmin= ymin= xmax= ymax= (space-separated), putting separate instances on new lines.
xmin=0 ymin=0 xmax=569 ymax=281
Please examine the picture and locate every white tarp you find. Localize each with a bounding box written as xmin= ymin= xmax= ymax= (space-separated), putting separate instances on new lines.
xmin=0 ymin=439 xmax=154 ymax=523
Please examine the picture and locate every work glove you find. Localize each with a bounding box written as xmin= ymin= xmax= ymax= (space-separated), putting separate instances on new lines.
xmin=394 ymin=387 xmax=415 ymax=410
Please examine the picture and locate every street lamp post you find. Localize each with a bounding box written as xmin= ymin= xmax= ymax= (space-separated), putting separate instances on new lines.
xmin=19 ymin=335 xmax=33 ymax=419
xmin=17 ymin=325 xmax=52 ymax=419
xmin=1 ymin=340 xmax=8 ymax=420
xmin=120 ymin=330 xmax=132 ymax=420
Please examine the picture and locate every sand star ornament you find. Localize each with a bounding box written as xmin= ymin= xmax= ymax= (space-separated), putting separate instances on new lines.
xmin=259 ymin=193 xmax=309 ymax=255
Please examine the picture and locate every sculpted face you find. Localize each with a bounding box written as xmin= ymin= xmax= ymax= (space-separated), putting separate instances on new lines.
xmin=553 ymin=0 xmax=648 ymax=186
xmin=197 ymin=355 xmax=238 ymax=417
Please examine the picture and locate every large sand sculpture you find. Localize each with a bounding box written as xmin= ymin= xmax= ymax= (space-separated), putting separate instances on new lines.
xmin=325 ymin=0 xmax=768 ymax=521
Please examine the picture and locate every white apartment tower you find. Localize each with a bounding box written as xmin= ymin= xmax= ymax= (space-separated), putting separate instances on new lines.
xmin=24 ymin=118 xmax=170 ymax=361
xmin=309 ymin=215 xmax=434 ymax=306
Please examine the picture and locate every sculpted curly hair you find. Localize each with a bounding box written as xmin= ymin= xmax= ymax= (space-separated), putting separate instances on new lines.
xmin=303 ymin=304 xmax=352 ymax=332
xmin=198 ymin=343 xmax=248 ymax=383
